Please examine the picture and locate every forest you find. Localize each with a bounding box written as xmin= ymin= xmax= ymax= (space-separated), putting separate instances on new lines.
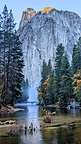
xmin=38 ymin=40 xmax=81 ymax=108
xmin=0 ymin=5 xmax=81 ymax=109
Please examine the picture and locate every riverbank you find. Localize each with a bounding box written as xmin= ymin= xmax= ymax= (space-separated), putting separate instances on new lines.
xmin=0 ymin=105 xmax=24 ymax=115
xmin=0 ymin=123 xmax=20 ymax=136
xmin=0 ymin=103 xmax=81 ymax=137
xmin=0 ymin=115 xmax=81 ymax=136
xmin=41 ymin=115 xmax=81 ymax=129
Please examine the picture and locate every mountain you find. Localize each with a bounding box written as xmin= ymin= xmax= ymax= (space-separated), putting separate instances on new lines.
xmin=19 ymin=7 xmax=81 ymax=87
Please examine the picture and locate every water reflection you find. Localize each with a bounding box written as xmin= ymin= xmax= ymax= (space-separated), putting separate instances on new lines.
xmin=57 ymin=127 xmax=75 ymax=144
xmin=0 ymin=126 xmax=81 ymax=144
xmin=41 ymin=128 xmax=57 ymax=144
xmin=0 ymin=104 xmax=81 ymax=144
xmin=57 ymin=126 xmax=81 ymax=144
xmin=0 ymin=136 xmax=20 ymax=144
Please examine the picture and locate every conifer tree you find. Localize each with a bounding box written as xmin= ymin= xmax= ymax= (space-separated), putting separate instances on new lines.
xmin=10 ymin=33 xmax=24 ymax=105
xmin=1 ymin=5 xmax=9 ymax=103
xmin=55 ymin=43 xmax=64 ymax=99
xmin=48 ymin=59 xmax=52 ymax=75
xmin=47 ymin=74 xmax=56 ymax=104
xmin=72 ymin=37 xmax=81 ymax=103
xmin=38 ymin=60 xmax=48 ymax=105
xmin=38 ymin=59 xmax=57 ymax=105
xmin=60 ymin=54 xmax=73 ymax=108
xmin=0 ymin=14 xmax=3 ymax=74
xmin=0 ymin=14 xmax=4 ymax=101
xmin=0 ymin=5 xmax=24 ymax=105
xmin=72 ymin=37 xmax=81 ymax=74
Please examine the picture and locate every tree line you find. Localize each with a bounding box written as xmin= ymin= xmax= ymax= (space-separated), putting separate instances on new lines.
xmin=38 ymin=38 xmax=81 ymax=108
xmin=0 ymin=5 xmax=24 ymax=106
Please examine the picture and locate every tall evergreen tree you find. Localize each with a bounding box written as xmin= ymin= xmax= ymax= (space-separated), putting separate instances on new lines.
xmin=0 ymin=14 xmax=3 ymax=74
xmin=55 ymin=43 xmax=64 ymax=99
xmin=10 ymin=33 xmax=24 ymax=105
xmin=1 ymin=5 xmax=9 ymax=103
xmin=60 ymin=54 xmax=73 ymax=108
xmin=0 ymin=5 xmax=24 ymax=105
xmin=38 ymin=60 xmax=48 ymax=105
xmin=0 ymin=14 xmax=3 ymax=73
xmin=6 ymin=9 xmax=16 ymax=103
xmin=48 ymin=59 xmax=52 ymax=75
xmin=72 ymin=38 xmax=81 ymax=74
xmin=55 ymin=44 xmax=64 ymax=77
xmin=72 ymin=37 xmax=81 ymax=103
xmin=41 ymin=60 xmax=48 ymax=83
xmin=47 ymin=74 xmax=56 ymax=104
xmin=0 ymin=14 xmax=4 ymax=101
xmin=38 ymin=60 xmax=53 ymax=105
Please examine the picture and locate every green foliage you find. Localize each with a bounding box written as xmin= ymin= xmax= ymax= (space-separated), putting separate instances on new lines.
xmin=55 ymin=44 xmax=64 ymax=99
xmin=55 ymin=43 xmax=64 ymax=78
xmin=72 ymin=37 xmax=81 ymax=74
xmin=38 ymin=60 xmax=55 ymax=105
xmin=41 ymin=60 xmax=49 ymax=83
xmin=0 ymin=5 xmax=24 ymax=105
xmin=72 ymin=37 xmax=81 ymax=102
xmin=47 ymin=74 xmax=57 ymax=104
xmin=38 ymin=44 xmax=73 ymax=108
xmin=59 ymin=54 xmax=73 ymax=107
xmin=73 ymin=70 xmax=81 ymax=102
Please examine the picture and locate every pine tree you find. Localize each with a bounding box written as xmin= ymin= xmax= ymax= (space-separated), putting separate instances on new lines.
xmin=72 ymin=38 xmax=81 ymax=74
xmin=55 ymin=44 xmax=64 ymax=77
xmin=60 ymin=54 xmax=73 ymax=108
xmin=0 ymin=14 xmax=3 ymax=73
xmin=0 ymin=14 xmax=3 ymax=74
xmin=48 ymin=59 xmax=52 ymax=75
xmin=72 ymin=37 xmax=81 ymax=103
xmin=38 ymin=60 xmax=48 ymax=105
xmin=0 ymin=14 xmax=4 ymax=102
xmin=41 ymin=60 xmax=49 ymax=83
xmin=38 ymin=60 xmax=54 ymax=105
xmin=10 ymin=33 xmax=24 ymax=105
xmin=1 ymin=5 xmax=9 ymax=103
xmin=55 ymin=44 xmax=64 ymax=99
xmin=5 ymin=9 xmax=16 ymax=104
xmin=47 ymin=74 xmax=56 ymax=104
xmin=0 ymin=5 xmax=24 ymax=105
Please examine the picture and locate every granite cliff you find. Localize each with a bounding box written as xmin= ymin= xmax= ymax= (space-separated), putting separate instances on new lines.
xmin=19 ymin=7 xmax=81 ymax=88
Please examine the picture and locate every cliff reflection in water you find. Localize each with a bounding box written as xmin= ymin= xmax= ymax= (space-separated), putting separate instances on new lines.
xmin=0 ymin=105 xmax=81 ymax=144
xmin=0 ymin=125 xmax=81 ymax=144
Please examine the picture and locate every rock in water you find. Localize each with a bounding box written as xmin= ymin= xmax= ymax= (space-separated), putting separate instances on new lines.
xmin=19 ymin=7 xmax=81 ymax=87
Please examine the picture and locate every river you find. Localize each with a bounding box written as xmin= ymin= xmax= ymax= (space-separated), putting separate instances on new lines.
xmin=0 ymin=103 xmax=81 ymax=144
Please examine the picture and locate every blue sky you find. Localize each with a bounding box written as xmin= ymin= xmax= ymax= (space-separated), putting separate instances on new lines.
xmin=0 ymin=0 xmax=81 ymax=28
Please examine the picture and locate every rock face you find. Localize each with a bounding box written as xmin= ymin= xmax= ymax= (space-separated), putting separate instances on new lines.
xmin=19 ymin=7 xmax=81 ymax=87
xmin=19 ymin=8 xmax=36 ymax=30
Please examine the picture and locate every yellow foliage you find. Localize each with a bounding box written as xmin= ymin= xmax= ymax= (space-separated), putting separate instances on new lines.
xmin=77 ymin=80 xmax=81 ymax=87
xmin=43 ymin=76 xmax=50 ymax=86
xmin=73 ymin=70 xmax=81 ymax=93
xmin=74 ymin=70 xmax=81 ymax=79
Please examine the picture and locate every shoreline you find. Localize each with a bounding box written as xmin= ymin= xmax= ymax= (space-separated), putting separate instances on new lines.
xmin=0 ymin=105 xmax=24 ymax=115
xmin=42 ymin=120 xmax=81 ymax=129
xmin=0 ymin=120 xmax=81 ymax=137
xmin=41 ymin=115 xmax=81 ymax=129
xmin=0 ymin=115 xmax=81 ymax=136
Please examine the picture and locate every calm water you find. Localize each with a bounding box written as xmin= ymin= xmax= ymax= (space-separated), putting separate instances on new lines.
xmin=0 ymin=103 xmax=81 ymax=144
